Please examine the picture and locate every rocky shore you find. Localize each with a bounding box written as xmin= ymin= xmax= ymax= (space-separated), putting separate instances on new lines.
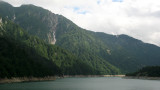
xmin=0 ymin=76 xmax=56 ymax=84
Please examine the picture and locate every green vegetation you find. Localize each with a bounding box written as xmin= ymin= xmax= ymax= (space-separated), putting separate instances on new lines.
xmin=0 ymin=17 xmax=96 ymax=78
xmin=0 ymin=17 xmax=61 ymax=78
xmin=0 ymin=1 xmax=121 ymax=75
xmin=1 ymin=1 xmax=160 ymax=76
xmin=54 ymin=15 xmax=160 ymax=73
xmin=56 ymin=16 xmax=121 ymax=74
xmin=126 ymin=66 xmax=160 ymax=77
xmin=95 ymin=33 xmax=160 ymax=73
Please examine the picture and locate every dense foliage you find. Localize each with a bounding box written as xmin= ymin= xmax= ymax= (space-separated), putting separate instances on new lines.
xmin=0 ymin=1 xmax=121 ymax=75
xmin=55 ymin=15 xmax=160 ymax=73
xmin=56 ymin=16 xmax=121 ymax=74
xmin=0 ymin=17 xmax=96 ymax=78
xmin=1 ymin=1 xmax=160 ymax=75
xmin=126 ymin=66 xmax=160 ymax=77
xmin=0 ymin=18 xmax=61 ymax=78
xmin=0 ymin=37 xmax=61 ymax=78
xmin=95 ymin=33 xmax=160 ymax=72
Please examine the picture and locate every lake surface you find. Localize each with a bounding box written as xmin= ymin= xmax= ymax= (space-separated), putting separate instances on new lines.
xmin=0 ymin=77 xmax=160 ymax=90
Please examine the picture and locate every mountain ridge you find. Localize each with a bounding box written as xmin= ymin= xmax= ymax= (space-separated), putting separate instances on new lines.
xmin=0 ymin=1 xmax=160 ymax=74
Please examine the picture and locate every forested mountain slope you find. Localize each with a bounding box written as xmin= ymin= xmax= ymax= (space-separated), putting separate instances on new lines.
xmin=0 ymin=17 xmax=102 ymax=78
xmin=0 ymin=1 xmax=160 ymax=74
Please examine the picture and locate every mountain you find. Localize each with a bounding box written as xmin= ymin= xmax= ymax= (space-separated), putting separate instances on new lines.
xmin=0 ymin=16 xmax=102 ymax=78
xmin=0 ymin=1 xmax=160 ymax=74
xmin=0 ymin=1 xmax=121 ymax=75
xmin=0 ymin=1 xmax=58 ymax=44
xmin=95 ymin=33 xmax=160 ymax=72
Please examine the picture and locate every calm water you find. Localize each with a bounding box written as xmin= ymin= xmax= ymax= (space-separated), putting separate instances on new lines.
xmin=0 ymin=77 xmax=160 ymax=90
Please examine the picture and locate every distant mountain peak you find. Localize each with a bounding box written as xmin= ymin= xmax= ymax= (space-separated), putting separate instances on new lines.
xmin=0 ymin=1 xmax=12 ymax=6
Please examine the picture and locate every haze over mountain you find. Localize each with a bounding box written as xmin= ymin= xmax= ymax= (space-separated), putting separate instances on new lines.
xmin=0 ymin=1 xmax=160 ymax=77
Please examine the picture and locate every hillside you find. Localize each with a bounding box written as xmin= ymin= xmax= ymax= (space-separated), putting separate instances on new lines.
xmin=0 ymin=1 xmax=121 ymax=75
xmin=0 ymin=17 xmax=60 ymax=78
xmin=0 ymin=1 xmax=160 ymax=74
xmin=126 ymin=66 xmax=160 ymax=77
xmin=0 ymin=17 xmax=102 ymax=78
xmin=95 ymin=33 xmax=160 ymax=72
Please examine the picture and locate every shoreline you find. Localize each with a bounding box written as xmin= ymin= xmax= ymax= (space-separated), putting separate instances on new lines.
xmin=0 ymin=76 xmax=57 ymax=84
xmin=1 ymin=75 xmax=160 ymax=84
xmin=63 ymin=75 xmax=125 ymax=78
xmin=0 ymin=75 xmax=125 ymax=84
xmin=124 ymin=76 xmax=160 ymax=80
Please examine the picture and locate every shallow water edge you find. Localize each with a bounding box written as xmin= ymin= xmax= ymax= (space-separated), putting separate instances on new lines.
xmin=0 ymin=75 xmax=125 ymax=84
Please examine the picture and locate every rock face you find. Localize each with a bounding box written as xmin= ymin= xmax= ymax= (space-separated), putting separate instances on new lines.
xmin=13 ymin=5 xmax=59 ymax=44
xmin=0 ymin=18 xmax=2 ymax=26
xmin=0 ymin=2 xmax=58 ymax=44
xmin=46 ymin=14 xmax=58 ymax=44
xmin=0 ymin=18 xmax=3 ymax=34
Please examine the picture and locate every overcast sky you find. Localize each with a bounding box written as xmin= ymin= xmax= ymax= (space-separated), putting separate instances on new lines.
xmin=3 ymin=0 xmax=160 ymax=46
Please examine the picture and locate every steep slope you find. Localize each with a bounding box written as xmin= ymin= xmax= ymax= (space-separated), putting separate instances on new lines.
xmin=0 ymin=17 xmax=61 ymax=78
xmin=50 ymin=14 xmax=160 ymax=73
xmin=1 ymin=1 xmax=160 ymax=74
xmin=0 ymin=1 xmax=121 ymax=75
xmin=0 ymin=1 xmax=57 ymax=44
xmin=0 ymin=17 xmax=97 ymax=78
xmin=56 ymin=16 xmax=121 ymax=74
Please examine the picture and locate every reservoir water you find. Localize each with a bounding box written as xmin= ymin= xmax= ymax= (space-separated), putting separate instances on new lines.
xmin=0 ymin=77 xmax=160 ymax=90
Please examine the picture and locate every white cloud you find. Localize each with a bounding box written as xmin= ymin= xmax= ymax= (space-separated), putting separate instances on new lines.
xmin=3 ymin=0 xmax=160 ymax=46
